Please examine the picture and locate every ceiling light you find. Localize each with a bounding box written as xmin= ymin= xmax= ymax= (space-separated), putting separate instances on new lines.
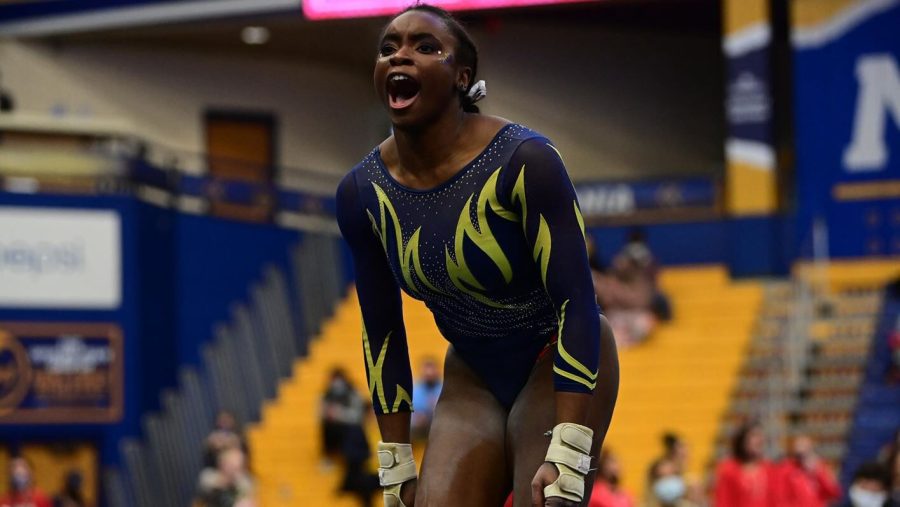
xmin=241 ymin=26 xmax=270 ymax=45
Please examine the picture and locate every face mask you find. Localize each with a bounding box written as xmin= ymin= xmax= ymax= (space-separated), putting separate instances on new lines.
xmin=652 ymin=476 xmax=686 ymax=504
xmin=11 ymin=472 xmax=29 ymax=491
xmin=849 ymin=486 xmax=886 ymax=507
xmin=330 ymin=379 xmax=348 ymax=395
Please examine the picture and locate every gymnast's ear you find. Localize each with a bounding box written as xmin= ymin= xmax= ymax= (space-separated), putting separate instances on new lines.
xmin=456 ymin=66 xmax=472 ymax=92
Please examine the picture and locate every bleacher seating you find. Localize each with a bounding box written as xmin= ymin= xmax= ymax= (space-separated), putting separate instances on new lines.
xmin=605 ymin=266 xmax=762 ymax=496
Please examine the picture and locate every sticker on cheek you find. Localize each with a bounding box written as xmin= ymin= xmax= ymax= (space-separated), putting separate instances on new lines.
xmin=440 ymin=53 xmax=454 ymax=64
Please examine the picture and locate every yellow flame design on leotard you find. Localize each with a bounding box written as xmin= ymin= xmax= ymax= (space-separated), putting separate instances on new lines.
xmin=363 ymin=327 xmax=412 ymax=413
xmin=445 ymin=167 xmax=519 ymax=308
xmin=367 ymin=182 xmax=443 ymax=298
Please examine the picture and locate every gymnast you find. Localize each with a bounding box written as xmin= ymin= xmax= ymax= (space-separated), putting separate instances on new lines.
xmin=336 ymin=5 xmax=619 ymax=506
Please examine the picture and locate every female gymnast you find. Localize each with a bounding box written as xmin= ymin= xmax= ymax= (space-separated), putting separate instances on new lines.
xmin=336 ymin=5 xmax=619 ymax=506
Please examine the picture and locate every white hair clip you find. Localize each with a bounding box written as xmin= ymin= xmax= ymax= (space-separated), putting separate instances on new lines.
xmin=467 ymin=80 xmax=487 ymax=104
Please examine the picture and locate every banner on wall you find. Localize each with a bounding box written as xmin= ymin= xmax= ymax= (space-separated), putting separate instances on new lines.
xmin=575 ymin=179 xmax=717 ymax=221
xmin=0 ymin=323 xmax=123 ymax=424
xmin=722 ymin=0 xmax=778 ymax=215
xmin=0 ymin=207 xmax=122 ymax=309
xmin=792 ymin=0 xmax=900 ymax=256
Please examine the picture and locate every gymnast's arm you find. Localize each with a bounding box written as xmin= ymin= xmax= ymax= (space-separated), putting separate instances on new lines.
xmin=336 ymin=173 xmax=413 ymax=444
xmin=503 ymin=138 xmax=601 ymax=425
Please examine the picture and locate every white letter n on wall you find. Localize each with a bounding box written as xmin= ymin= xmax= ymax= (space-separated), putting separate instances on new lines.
xmin=844 ymin=54 xmax=900 ymax=172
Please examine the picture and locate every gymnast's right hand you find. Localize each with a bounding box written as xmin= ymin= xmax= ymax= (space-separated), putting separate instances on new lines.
xmin=378 ymin=442 xmax=418 ymax=507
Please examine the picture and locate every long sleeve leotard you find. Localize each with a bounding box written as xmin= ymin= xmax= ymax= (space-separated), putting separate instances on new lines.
xmin=336 ymin=124 xmax=601 ymax=414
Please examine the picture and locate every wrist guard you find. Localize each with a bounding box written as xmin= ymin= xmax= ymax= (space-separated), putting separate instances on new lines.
xmin=377 ymin=442 xmax=417 ymax=507
xmin=543 ymin=423 xmax=594 ymax=502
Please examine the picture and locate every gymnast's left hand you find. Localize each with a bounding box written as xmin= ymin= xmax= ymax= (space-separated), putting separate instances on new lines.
xmin=530 ymin=462 xmax=579 ymax=507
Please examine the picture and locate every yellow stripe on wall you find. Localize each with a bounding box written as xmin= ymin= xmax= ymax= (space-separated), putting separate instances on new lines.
xmin=724 ymin=0 xmax=769 ymax=35
xmin=792 ymin=0 xmax=863 ymax=29
xmin=726 ymin=161 xmax=777 ymax=215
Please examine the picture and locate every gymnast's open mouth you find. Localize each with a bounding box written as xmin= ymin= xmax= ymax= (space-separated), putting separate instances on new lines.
xmin=387 ymin=72 xmax=420 ymax=110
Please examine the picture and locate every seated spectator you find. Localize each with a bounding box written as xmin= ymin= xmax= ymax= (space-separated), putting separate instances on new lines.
xmin=320 ymin=368 xmax=366 ymax=465
xmin=644 ymin=458 xmax=699 ymax=507
xmin=319 ymin=368 xmax=378 ymax=506
xmin=204 ymin=410 xmax=247 ymax=469
xmin=589 ymin=449 xmax=634 ymax=507
xmin=196 ymin=446 xmax=256 ymax=507
xmin=411 ymin=357 xmax=442 ymax=441
xmin=0 ymin=457 xmax=51 ymax=507
xmin=773 ymin=434 xmax=840 ymax=507
xmin=837 ymin=462 xmax=897 ymax=507
xmin=593 ymin=229 xmax=671 ymax=346
xmin=713 ymin=422 xmax=776 ymax=507
xmin=53 ymin=470 xmax=85 ymax=507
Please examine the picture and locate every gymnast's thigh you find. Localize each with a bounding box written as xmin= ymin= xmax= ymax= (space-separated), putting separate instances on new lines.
xmin=506 ymin=316 xmax=620 ymax=507
xmin=415 ymin=346 xmax=511 ymax=507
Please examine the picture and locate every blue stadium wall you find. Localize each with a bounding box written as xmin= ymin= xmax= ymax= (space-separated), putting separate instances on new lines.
xmin=0 ymin=192 xmax=303 ymax=467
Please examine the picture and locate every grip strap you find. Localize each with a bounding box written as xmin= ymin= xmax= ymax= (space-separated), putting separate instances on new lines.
xmin=543 ymin=423 xmax=594 ymax=503
xmin=377 ymin=442 xmax=417 ymax=507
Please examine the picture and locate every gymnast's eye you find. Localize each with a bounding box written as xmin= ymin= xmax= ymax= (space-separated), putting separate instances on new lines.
xmin=379 ymin=44 xmax=397 ymax=57
xmin=417 ymin=43 xmax=437 ymax=54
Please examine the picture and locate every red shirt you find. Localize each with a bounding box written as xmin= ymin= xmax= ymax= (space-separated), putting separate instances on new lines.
xmin=588 ymin=481 xmax=635 ymax=507
xmin=714 ymin=458 xmax=776 ymax=507
xmin=772 ymin=458 xmax=840 ymax=507
xmin=0 ymin=488 xmax=52 ymax=507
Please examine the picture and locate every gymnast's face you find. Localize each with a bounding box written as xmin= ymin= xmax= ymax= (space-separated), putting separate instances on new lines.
xmin=375 ymin=10 xmax=470 ymax=128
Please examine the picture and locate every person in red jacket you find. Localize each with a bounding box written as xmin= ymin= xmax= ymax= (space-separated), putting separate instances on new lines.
xmin=714 ymin=422 xmax=776 ymax=507
xmin=588 ymin=450 xmax=635 ymax=507
xmin=773 ymin=434 xmax=841 ymax=507
xmin=0 ymin=457 xmax=51 ymax=507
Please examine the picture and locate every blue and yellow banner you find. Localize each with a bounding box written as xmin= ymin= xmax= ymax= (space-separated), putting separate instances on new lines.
xmin=792 ymin=0 xmax=900 ymax=256
xmin=723 ymin=0 xmax=778 ymax=215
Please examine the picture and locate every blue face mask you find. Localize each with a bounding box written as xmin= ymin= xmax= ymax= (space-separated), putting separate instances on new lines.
xmin=11 ymin=472 xmax=29 ymax=491
xmin=652 ymin=476 xmax=686 ymax=504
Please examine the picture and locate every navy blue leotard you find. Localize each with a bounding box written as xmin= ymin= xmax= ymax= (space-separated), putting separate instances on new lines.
xmin=336 ymin=123 xmax=600 ymax=414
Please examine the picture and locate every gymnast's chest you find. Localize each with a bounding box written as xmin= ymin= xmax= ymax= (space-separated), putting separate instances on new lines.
xmin=361 ymin=169 xmax=534 ymax=302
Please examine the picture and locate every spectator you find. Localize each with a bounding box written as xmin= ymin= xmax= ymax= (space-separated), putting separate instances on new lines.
xmin=53 ymin=471 xmax=85 ymax=507
xmin=648 ymin=433 xmax=689 ymax=479
xmin=0 ymin=457 xmax=51 ymax=507
xmin=837 ymin=462 xmax=897 ymax=507
xmin=773 ymin=434 xmax=840 ymax=507
xmin=320 ymin=368 xmax=366 ymax=464
xmin=411 ymin=357 xmax=443 ymax=440
xmin=588 ymin=450 xmax=634 ymax=507
xmin=593 ymin=229 xmax=671 ymax=346
xmin=319 ymin=368 xmax=378 ymax=506
xmin=204 ymin=410 xmax=247 ymax=469
xmin=713 ymin=422 xmax=776 ymax=507
xmin=644 ymin=458 xmax=699 ymax=507
xmin=196 ymin=446 xmax=256 ymax=507
xmin=879 ymin=430 xmax=900 ymax=505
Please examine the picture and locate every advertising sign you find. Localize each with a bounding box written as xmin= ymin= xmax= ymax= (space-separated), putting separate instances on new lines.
xmin=0 ymin=207 xmax=122 ymax=309
xmin=0 ymin=323 xmax=123 ymax=424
